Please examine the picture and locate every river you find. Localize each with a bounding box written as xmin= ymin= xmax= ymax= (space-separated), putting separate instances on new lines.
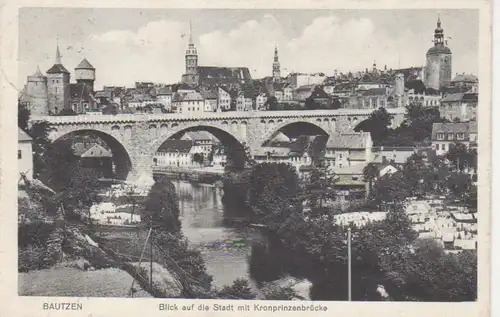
xmin=173 ymin=180 xmax=254 ymax=288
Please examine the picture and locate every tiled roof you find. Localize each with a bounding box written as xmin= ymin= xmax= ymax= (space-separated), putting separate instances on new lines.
xmin=18 ymin=128 xmax=32 ymax=142
xmin=270 ymin=132 xmax=290 ymax=143
xmin=201 ymin=90 xmax=217 ymax=99
xmin=441 ymin=93 xmax=465 ymax=102
xmin=157 ymin=87 xmax=172 ymax=95
xmin=157 ymin=140 xmax=194 ymax=153
xmin=70 ymin=83 xmax=94 ymax=101
xmin=75 ymin=58 xmax=95 ymax=69
xmin=183 ymin=131 xmax=214 ymax=141
xmin=295 ymin=85 xmax=316 ymax=92
xmin=334 ymin=162 xmax=367 ymax=175
xmin=95 ymin=91 xmax=113 ymax=98
xmin=46 ymin=64 xmax=70 ymax=74
xmin=80 ymin=144 xmax=112 ymax=158
xmin=310 ymin=87 xmax=330 ymax=99
xmin=174 ymin=91 xmax=203 ymax=102
xmin=253 ymin=147 xmax=291 ymax=157
xmin=432 ymin=122 xmax=477 ymax=141
xmin=451 ymin=74 xmax=478 ymax=83
xmin=372 ymin=146 xmax=415 ymax=152
xmin=326 ymin=133 xmax=368 ymax=149
xmin=289 ymin=135 xmax=328 ymax=157
xmin=198 ymin=66 xmax=252 ymax=87
xmin=462 ymin=93 xmax=478 ymax=102
xmin=371 ymin=151 xmax=413 ymax=164
xmin=361 ymin=88 xmax=386 ymax=96
xmin=432 ymin=122 xmax=470 ymax=134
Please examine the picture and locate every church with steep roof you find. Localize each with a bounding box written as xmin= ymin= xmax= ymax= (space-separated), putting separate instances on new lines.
xmin=180 ymin=22 xmax=252 ymax=89
xmin=20 ymin=43 xmax=98 ymax=116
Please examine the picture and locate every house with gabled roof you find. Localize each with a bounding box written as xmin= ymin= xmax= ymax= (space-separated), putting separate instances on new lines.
xmin=431 ymin=122 xmax=477 ymax=156
xmin=154 ymin=140 xmax=195 ymax=167
xmin=72 ymin=142 xmax=113 ymax=178
xmin=324 ymin=132 xmax=373 ymax=169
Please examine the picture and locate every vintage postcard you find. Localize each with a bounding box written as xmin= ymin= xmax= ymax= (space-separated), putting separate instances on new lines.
xmin=0 ymin=0 xmax=492 ymax=316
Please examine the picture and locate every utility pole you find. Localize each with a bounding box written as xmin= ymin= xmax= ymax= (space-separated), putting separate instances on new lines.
xmin=348 ymin=227 xmax=352 ymax=301
xmin=149 ymin=220 xmax=153 ymax=291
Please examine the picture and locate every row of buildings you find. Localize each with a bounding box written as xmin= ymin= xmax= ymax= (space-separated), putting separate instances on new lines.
xmin=19 ymin=16 xmax=478 ymax=123
xmin=147 ymin=120 xmax=477 ymax=201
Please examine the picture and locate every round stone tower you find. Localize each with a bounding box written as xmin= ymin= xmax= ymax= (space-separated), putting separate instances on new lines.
xmin=425 ymin=15 xmax=452 ymax=91
xmin=26 ymin=66 xmax=49 ymax=115
xmin=394 ymin=72 xmax=405 ymax=96
xmin=75 ymin=58 xmax=96 ymax=93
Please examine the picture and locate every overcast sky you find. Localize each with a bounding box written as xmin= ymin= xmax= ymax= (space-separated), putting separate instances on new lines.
xmin=18 ymin=8 xmax=479 ymax=90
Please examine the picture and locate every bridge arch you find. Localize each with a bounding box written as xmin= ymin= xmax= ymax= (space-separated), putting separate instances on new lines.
xmin=151 ymin=124 xmax=249 ymax=169
xmin=51 ymin=129 xmax=133 ymax=180
xmin=260 ymin=120 xmax=329 ymax=146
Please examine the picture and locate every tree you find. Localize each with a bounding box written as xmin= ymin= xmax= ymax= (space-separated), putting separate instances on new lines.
xmin=446 ymin=143 xmax=472 ymax=172
xmin=402 ymin=153 xmax=431 ymax=197
xmin=446 ymin=172 xmax=473 ymax=199
xmin=192 ymin=153 xmax=204 ymax=166
xmin=302 ymin=164 xmax=338 ymax=213
xmin=143 ymin=177 xmax=182 ymax=233
xmin=305 ymin=97 xmax=320 ymax=110
xmin=57 ymin=108 xmax=77 ymax=116
xmin=402 ymin=102 xmax=447 ymax=143
xmin=225 ymin=145 xmax=247 ymax=170
xmin=354 ymin=108 xmax=393 ymax=145
xmin=124 ymin=186 xmax=141 ymax=223
xmin=18 ymin=102 xmax=30 ymax=131
xmin=57 ymin=167 xmax=102 ymax=217
xmin=363 ymin=163 xmax=379 ymax=197
xmin=215 ymin=278 xmax=257 ymax=299
xmin=372 ymin=172 xmax=412 ymax=203
xmin=25 ymin=121 xmax=52 ymax=178
xmin=265 ymin=96 xmax=279 ymax=111
xmin=248 ymin=163 xmax=302 ymax=225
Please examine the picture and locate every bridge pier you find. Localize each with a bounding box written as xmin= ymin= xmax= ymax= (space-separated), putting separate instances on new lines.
xmin=126 ymin=153 xmax=155 ymax=188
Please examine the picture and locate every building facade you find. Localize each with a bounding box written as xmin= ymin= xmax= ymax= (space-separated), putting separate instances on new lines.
xmin=431 ymin=122 xmax=478 ymax=156
xmin=18 ymin=129 xmax=33 ymax=181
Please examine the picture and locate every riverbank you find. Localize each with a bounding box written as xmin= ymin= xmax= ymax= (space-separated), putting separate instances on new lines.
xmin=153 ymin=166 xmax=224 ymax=184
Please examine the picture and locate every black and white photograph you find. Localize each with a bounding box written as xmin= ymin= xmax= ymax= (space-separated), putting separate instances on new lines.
xmin=14 ymin=6 xmax=484 ymax=304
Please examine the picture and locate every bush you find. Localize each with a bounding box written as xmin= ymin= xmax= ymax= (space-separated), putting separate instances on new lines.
xmin=18 ymin=222 xmax=55 ymax=248
xmin=18 ymin=244 xmax=55 ymax=272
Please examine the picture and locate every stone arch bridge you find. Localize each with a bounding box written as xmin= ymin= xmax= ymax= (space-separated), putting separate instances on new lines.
xmin=30 ymin=109 xmax=405 ymax=181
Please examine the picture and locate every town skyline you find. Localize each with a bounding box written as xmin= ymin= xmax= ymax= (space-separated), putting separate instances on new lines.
xmin=19 ymin=8 xmax=479 ymax=89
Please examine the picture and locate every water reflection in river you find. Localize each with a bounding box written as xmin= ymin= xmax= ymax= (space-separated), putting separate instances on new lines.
xmin=173 ymin=180 xmax=253 ymax=287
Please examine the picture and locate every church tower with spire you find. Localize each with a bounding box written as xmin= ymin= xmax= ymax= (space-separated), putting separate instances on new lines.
xmin=186 ymin=22 xmax=198 ymax=73
xmin=425 ymin=15 xmax=452 ymax=91
xmin=272 ymin=45 xmax=281 ymax=82
xmin=25 ymin=66 xmax=48 ymax=115
xmin=46 ymin=42 xmax=71 ymax=114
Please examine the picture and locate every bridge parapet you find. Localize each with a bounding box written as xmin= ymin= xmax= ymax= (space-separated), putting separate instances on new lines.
xmin=30 ymin=108 xmax=406 ymax=125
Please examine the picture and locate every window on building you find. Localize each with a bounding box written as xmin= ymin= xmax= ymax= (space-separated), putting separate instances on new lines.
xmin=18 ymin=150 xmax=22 ymax=159
xmin=448 ymin=133 xmax=454 ymax=140
xmin=55 ymin=87 xmax=58 ymax=93
xmin=437 ymin=133 xmax=445 ymax=140
xmin=442 ymin=143 xmax=447 ymax=151
xmin=457 ymin=133 xmax=465 ymax=140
